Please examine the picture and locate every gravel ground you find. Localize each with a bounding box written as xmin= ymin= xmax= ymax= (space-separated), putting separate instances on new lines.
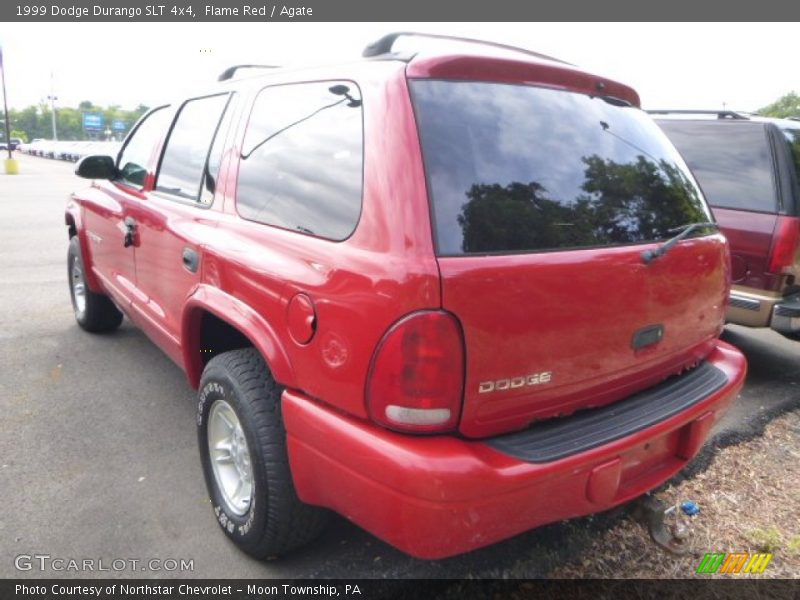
xmin=551 ymin=409 xmax=800 ymax=579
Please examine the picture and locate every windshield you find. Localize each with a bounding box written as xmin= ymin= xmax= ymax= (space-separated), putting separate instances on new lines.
xmin=410 ymin=80 xmax=711 ymax=256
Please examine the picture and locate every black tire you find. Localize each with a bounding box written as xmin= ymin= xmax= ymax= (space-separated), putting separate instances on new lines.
xmin=197 ymin=348 xmax=328 ymax=559
xmin=67 ymin=236 xmax=123 ymax=333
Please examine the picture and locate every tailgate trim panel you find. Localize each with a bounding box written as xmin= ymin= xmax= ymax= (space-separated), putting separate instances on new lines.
xmin=486 ymin=362 xmax=728 ymax=463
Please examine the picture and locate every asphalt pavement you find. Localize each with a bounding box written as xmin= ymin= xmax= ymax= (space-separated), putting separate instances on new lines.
xmin=1 ymin=154 xmax=797 ymax=579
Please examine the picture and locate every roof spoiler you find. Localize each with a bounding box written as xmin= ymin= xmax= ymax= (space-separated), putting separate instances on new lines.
xmin=362 ymin=31 xmax=571 ymax=65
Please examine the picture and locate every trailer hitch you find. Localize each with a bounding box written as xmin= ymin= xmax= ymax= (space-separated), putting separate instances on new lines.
xmin=633 ymin=495 xmax=690 ymax=555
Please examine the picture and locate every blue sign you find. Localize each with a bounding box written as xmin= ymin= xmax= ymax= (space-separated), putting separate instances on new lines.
xmin=112 ymin=119 xmax=127 ymax=131
xmin=82 ymin=113 xmax=104 ymax=130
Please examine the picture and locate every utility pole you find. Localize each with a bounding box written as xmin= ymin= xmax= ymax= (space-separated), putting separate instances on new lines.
xmin=1 ymin=45 xmax=19 ymax=173
xmin=1 ymin=47 xmax=12 ymax=159
xmin=47 ymin=72 xmax=57 ymax=141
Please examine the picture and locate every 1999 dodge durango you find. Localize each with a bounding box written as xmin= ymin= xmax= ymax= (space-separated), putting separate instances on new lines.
xmin=65 ymin=33 xmax=747 ymax=559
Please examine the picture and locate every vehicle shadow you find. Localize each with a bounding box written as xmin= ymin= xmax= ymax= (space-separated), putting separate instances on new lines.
xmin=721 ymin=325 xmax=800 ymax=387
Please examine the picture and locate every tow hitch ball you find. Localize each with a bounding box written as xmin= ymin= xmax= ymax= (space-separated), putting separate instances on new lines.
xmin=634 ymin=495 xmax=690 ymax=555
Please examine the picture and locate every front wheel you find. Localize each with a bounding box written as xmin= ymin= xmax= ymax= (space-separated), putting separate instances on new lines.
xmin=67 ymin=236 xmax=123 ymax=333
xmin=197 ymin=348 xmax=328 ymax=558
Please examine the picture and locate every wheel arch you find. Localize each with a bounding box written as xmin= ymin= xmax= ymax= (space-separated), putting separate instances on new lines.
xmin=65 ymin=199 xmax=103 ymax=292
xmin=182 ymin=284 xmax=295 ymax=390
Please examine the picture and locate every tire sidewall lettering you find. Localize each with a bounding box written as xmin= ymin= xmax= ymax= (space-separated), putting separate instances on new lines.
xmin=199 ymin=378 xmax=259 ymax=541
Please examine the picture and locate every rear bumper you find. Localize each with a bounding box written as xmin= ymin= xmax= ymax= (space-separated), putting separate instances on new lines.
xmin=283 ymin=341 xmax=746 ymax=559
xmin=727 ymin=287 xmax=779 ymax=328
xmin=727 ymin=287 xmax=800 ymax=336
xmin=771 ymin=293 xmax=800 ymax=336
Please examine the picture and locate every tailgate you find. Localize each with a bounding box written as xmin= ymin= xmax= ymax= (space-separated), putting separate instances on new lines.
xmin=439 ymin=235 xmax=727 ymax=438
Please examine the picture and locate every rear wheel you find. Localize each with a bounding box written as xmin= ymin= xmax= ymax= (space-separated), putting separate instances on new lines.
xmin=197 ymin=348 xmax=328 ymax=558
xmin=67 ymin=236 xmax=123 ymax=333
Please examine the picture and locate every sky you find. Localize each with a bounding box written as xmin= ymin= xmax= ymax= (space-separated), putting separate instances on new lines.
xmin=0 ymin=22 xmax=797 ymax=112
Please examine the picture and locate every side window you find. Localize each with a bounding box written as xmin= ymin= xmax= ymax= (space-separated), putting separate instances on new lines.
xmin=237 ymin=80 xmax=363 ymax=240
xmin=156 ymin=94 xmax=231 ymax=203
xmin=117 ymin=107 xmax=171 ymax=188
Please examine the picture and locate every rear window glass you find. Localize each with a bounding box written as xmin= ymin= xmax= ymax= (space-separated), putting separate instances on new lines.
xmin=411 ymin=81 xmax=711 ymax=256
xmin=657 ymin=121 xmax=777 ymax=213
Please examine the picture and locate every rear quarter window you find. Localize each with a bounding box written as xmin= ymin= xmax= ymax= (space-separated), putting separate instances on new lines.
xmin=782 ymin=127 xmax=800 ymax=180
xmin=411 ymin=80 xmax=711 ymax=256
xmin=236 ymin=81 xmax=363 ymax=241
xmin=657 ymin=121 xmax=777 ymax=213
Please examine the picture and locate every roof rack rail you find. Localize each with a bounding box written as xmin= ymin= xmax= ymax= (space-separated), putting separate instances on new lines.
xmin=218 ymin=64 xmax=280 ymax=82
xmin=362 ymin=31 xmax=571 ymax=65
xmin=647 ymin=109 xmax=750 ymax=120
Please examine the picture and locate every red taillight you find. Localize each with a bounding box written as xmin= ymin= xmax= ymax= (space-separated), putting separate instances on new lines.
xmin=366 ymin=311 xmax=464 ymax=433
xmin=767 ymin=216 xmax=800 ymax=274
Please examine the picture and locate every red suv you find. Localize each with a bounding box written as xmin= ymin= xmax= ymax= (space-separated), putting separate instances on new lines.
xmin=65 ymin=33 xmax=746 ymax=559
xmin=655 ymin=111 xmax=800 ymax=338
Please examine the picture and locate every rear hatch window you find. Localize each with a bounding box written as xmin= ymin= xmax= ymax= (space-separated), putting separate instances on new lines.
xmin=657 ymin=121 xmax=777 ymax=213
xmin=410 ymin=80 xmax=711 ymax=255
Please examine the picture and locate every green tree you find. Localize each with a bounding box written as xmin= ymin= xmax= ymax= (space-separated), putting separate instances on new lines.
xmin=456 ymin=155 xmax=707 ymax=253
xmin=759 ymin=92 xmax=800 ymax=119
xmin=7 ymin=101 xmax=149 ymax=141
xmin=56 ymin=107 xmax=84 ymax=140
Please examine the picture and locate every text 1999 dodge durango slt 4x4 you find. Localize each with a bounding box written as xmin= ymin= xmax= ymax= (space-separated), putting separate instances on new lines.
xmin=65 ymin=33 xmax=746 ymax=559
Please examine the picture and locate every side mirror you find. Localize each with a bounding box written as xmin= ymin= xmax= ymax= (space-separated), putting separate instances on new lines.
xmin=75 ymin=155 xmax=117 ymax=180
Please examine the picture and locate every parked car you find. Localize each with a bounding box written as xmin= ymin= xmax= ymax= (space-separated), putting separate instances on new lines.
xmin=65 ymin=33 xmax=746 ymax=559
xmin=654 ymin=111 xmax=800 ymax=338
xmin=85 ymin=140 xmax=121 ymax=161
xmin=56 ymin=141 xmax=79 ymax=161
xmin=23 ymin=139 xmax=44 ymax=155
xmin=27 ymin=140 xmax=41 ymax=155
xmin=69 ymin=141 xmax=97 ymax=161
xmin=1 ymin=137 xmax=24 ymax=151
xmin=40 ymin=140 xmax=58 ymax=158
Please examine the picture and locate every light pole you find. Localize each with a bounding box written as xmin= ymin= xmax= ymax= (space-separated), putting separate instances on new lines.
xmin=47 ymin=72 xmax=57 ymax=140
xmin=1 ymin=53 xmax=12 ymax=157
xmin=1 ymin=45 xmax=19 ymax=174
xmin=47 ymin=96 xmax=58 ymax=140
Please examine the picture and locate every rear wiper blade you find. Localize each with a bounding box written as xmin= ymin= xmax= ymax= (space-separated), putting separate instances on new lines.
xmin=641 ymin=222 xmax=719 ymax=264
